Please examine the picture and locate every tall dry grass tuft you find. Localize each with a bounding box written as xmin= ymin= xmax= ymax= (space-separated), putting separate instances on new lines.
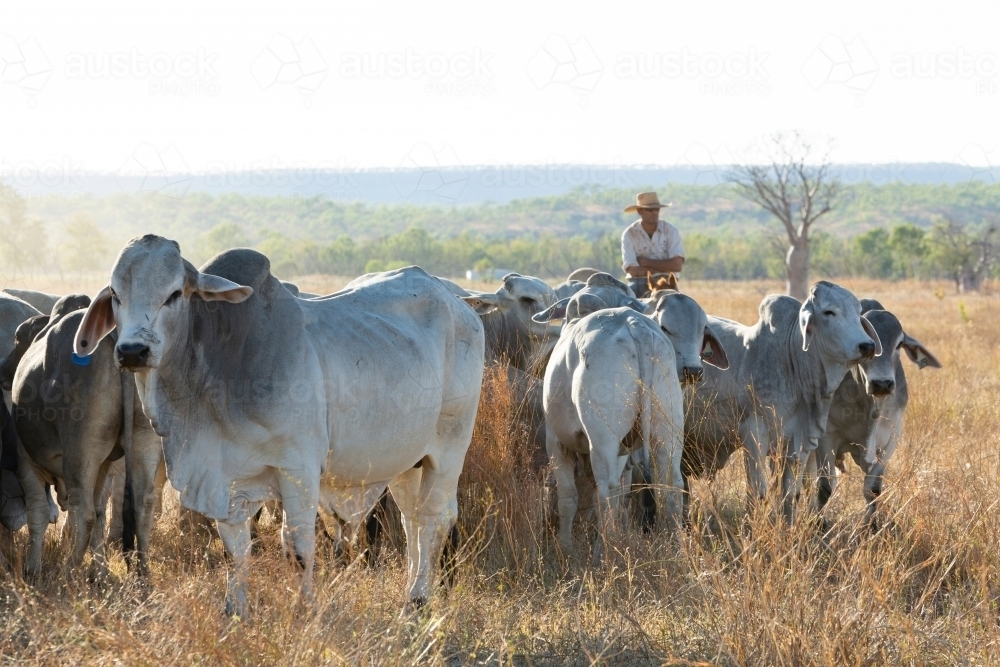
xmin=455 ymin=364 xmax=552 ymax=583
xmin=1 ymin=279 xmax=999 ymax=664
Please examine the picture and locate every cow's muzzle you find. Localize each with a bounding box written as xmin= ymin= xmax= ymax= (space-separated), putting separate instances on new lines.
xmin=116 ymin=342 xmax=150 ymax=369
xmin=681 ymin=366 xmax=704 ymax=384
xmin=867 ymin=378 xmax=895 ymax=396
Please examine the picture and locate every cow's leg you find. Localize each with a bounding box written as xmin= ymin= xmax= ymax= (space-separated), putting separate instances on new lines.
xmin=153 ymin=457 xmax=167 ymax=516
xmin=652 ymin=403 xmax=685 ymax=533
xmin=863 ymin=464 xmax=885 ymax=532
xmin=863 ymin=416 xmax=899 ymax=533
xmin=779 ymin=445 xmax=803 ymax=525
xmin=388 ymin=466 xmax=424 ymax=602
xmin=128 ymin=433 xmax=164 ymax=578
xmin=64 ymin=452 xmax=105 ymax=574
xmin=276 ymin=471 xmax=318 ymax=603
xmin=816 ymin=437 xmax=838 ymax=512
xmin=627 ymin=450 xmax=657 ymax=533
xmin=102 ymin=458 xmax=125 ymax=546
xmin=739 ymin=416 xmax=769 ymax=513
xmin=17 ymin=445 xmax=50 ymax=577
xmin=362 ymin=490 xmax=389 ymax=564
xmin=587 ymin=432 xmax=629 ymax=566
xmin=216 ymin=519 xmax=252 ymax=617
xmin=407 ymin=458 xmax=462 ymax=607
xmin=106 ymin=464 xmax=126 ymax=545
xmin=87 ymin=460 xmax=112 ymax=581
xmin=46 ymin=484 xmax=59 ymax=524
xmin=546 ymin=424 xmax=578 ymax=551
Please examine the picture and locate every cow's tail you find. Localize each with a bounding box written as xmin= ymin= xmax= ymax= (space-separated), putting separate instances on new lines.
xmin=120 ymin=371 xmax=137 ymax=555
xmin=626 ymin=317 xmax=657 ymax=532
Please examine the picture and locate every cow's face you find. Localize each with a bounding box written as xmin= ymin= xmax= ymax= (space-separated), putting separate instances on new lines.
xmin=533 ymin=273 xmax=645 ymax=326
xmin=74 ymin=235 xmax=252 ymax=371
xmin=858 ymin=309 xmax=941 ymax=397
xmin=799 ymin=281 xmax=882 ymax=365
xmin=463 ymin=273 xmax=557 ymax=339
xmin=648 ymin=292 xmax=728 ymax=383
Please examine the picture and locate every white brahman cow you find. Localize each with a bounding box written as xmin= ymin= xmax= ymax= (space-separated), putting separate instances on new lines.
xmin=75 ymin=235 xmax=485 ymax=615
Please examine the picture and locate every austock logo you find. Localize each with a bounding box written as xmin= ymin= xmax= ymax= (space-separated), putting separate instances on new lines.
xmin=64 ymin=47 xmax=221 ymax=97
xmin=0 ymin=156 xmax=86 ymax=198
xmin=956 ymin=142 xmax=999 ymax=190
xmin=678 ymin=143 xmax=737 ymax=190
xmin=391 ymin=143 xmax=469 ymax=203
xmin=526 ymin=34 xmax=603 ymax=104
xmin=0 ymin=34 xmax=52 ymax=97
xmin=116 ymin=142 xmax=193 ymax=199
xmin=338 ymin=47 xmax=496 ymax=97
xmin=251 ymin=35 xmax=328 ymax=103
xmin=801 ymin=34 xmax=879 ymax=105
xmin=615 ymin=47 xmax=770 ymax=97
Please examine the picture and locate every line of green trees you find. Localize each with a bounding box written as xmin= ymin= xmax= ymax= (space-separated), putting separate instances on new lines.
xmin=3 ymin=182 xmax=998 ymax=290
xmin=201 ymin=219 xmax=998 ymax=290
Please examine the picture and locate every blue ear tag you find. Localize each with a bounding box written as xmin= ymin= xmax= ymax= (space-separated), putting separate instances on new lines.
xmin=71 ymin=353 xmax=91 ymax=366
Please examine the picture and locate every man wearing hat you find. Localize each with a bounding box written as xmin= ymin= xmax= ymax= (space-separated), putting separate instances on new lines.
xmin=621 ymin=191 xmax=684 ymax=298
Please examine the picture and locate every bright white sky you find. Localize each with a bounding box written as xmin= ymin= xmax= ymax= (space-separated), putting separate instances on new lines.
xmin=2 ymin=0 xmax=999 ymax=175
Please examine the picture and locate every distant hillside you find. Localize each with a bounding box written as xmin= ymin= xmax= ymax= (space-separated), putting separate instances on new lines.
xmin=8 ymin=162 xmax=995 ymax=204
xmin=25 ymin=181 xmax=1000 ymax=256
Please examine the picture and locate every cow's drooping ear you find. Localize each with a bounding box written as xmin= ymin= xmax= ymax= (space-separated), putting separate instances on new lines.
xmin=461 ymin=293 xmax=502 ymax=315
xmin=531 ymin=297 xmax=570 ymax=323
xmin=193 ymin=272 xmax=254 ymax=303
xmin=799 ymin=304 xmax=814 ymax=351
xmin=901 ymin=333 xmax=941 ymax=369
xmin=860 ymin=315 xmax=884 ymax=357
xmin=74 ymin=286 xmax=116 ymax=357
xmin=701 ymin=326 xmax=729 ymax=370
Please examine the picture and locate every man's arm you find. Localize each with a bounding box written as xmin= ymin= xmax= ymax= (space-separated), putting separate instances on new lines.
xmin=630 ymin=255 xmax=684 ymax=274
xmin=621 ymin=231 xmax=640 ymax=275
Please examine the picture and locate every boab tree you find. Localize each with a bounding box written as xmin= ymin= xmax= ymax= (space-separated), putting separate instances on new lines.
xmin=729 ymin=132 xmax=841 ymax=301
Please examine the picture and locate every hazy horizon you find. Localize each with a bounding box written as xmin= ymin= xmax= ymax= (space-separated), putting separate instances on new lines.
xmin=3 ymin=161 xmax=994 ymax=206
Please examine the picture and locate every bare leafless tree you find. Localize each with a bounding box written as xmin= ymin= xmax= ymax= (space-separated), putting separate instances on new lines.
xmin=728 ymin=132 xmax=841 ymax=301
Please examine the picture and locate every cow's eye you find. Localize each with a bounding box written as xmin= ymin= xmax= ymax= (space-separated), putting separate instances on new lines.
xmin=164 ymin=290 xmax=182 ymax=307
xmin=520 ymin=297 xmax=535 ymax=305
xmin=110 ymin=289 xmax=121 ymax=305
xmin=660 ymin=326 xmax=672 ymax=336
xmin=823 ymin=310 xmax=835 ymax=317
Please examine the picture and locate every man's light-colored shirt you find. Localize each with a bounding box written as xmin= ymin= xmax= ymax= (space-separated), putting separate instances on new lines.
xmin=621 ymin=219 xmax=685 ymax=273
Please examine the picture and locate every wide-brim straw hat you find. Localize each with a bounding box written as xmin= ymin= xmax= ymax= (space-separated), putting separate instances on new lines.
xmin=624 ymin=191 xmax=673 ymax=213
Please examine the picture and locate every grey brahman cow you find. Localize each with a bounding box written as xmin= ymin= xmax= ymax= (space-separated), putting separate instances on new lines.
xmin=12 ymin=299 xmax=163 ymax=579
xmin=683 ymin=281 xmax=882 ymax=522
xmin=815 ymin=298 xmax=941 ymax=530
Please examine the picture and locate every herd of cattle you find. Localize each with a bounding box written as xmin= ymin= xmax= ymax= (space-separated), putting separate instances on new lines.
xmin=0 ymin=234 xmax=941 ymax=616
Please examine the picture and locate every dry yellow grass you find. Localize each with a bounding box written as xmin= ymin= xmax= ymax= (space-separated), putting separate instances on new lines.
xmin=1 ymin=277 xmax=998 ymax=665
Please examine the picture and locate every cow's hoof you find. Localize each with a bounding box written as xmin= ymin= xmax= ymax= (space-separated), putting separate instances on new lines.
xmin=224 ymin=594 xmax=249 ymax=619
xmin=868 ymin=519 xmax=886 ymax=535
xmin=408 ymin=596 xmax=427 ymax=610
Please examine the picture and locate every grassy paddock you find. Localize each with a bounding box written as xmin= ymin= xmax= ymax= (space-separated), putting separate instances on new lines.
xmin=1 ymin=278 xmax=998 ymax=665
